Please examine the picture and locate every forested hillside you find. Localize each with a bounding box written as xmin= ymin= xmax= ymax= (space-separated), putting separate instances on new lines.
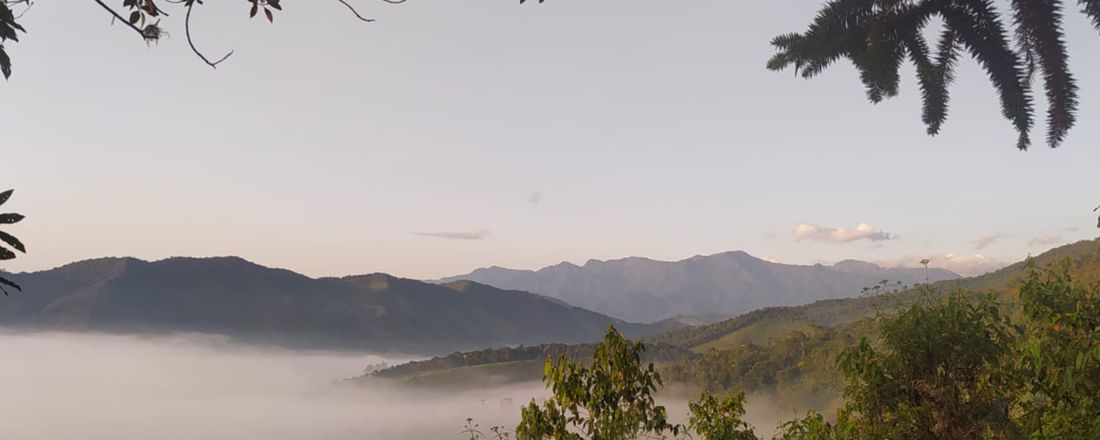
xmin=377 ymin=239 xmax=1100 ymax=411
xmin=0 ymin=257 xmax=682 ymax=354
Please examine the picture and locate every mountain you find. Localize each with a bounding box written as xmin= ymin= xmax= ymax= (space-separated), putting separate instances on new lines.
xmin=436 ymin=251 xmax=959 ymax=322
xmin=0 ymin=257 xmax=684 ymax=355
xmin=375 ymin=239 xmax=1100 ymax=402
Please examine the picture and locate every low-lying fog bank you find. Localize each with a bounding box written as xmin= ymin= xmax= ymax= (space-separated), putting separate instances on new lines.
xmin=0 ymin=331 xmax=547 ymax=440
xmin=0 ymin=331 xmax=801 ymax=439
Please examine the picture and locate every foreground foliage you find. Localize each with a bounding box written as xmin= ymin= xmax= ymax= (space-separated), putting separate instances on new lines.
xmin=769 ymin=0 xmax=1100 ymax=149
xmin=516 ymin=328 xmax=683 ymax=439
xmin=504 ymin=259 xmax=1100 ymax=439
xmin=0 ymin=189 xmax=24 ymax=295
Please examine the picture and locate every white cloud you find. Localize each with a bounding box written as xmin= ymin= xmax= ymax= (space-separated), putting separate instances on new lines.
xmin=527 ymin=192 xmax=542 ymax=204
xmin=793 ymin=222 xmax=895 ymax=244
xmin=970 ymin=233 xmax=1007 ymax=250
xmin=412 ymin=230 xmax=490 ymax=240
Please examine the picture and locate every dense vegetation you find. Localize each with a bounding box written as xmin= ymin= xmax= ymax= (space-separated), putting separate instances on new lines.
xmin=499 ymin=257 xmax=1100 ymax=439
xmin=372 ymin=342 xmax=697 ymax=383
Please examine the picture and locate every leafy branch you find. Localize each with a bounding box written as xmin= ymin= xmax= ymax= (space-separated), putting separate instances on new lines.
xmin=0 ymin=189 xmax=26 ymax=295
xmin=0 ymin=0 xmax=409 ymax=77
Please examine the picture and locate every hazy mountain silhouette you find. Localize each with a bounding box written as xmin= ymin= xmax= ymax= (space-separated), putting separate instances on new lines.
xmin=437 ymin=251 xmax=959 ymax=322
xmin=0 ymin=257 xmax=683 ymax=355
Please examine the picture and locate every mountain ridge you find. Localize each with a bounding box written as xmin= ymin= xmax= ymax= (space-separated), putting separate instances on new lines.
xmin=0 ymin=256 xmax=682 ymax=355
xmin=436 ymin=250 xmax=959 ymax=322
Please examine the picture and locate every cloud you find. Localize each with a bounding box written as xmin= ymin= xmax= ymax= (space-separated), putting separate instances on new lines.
xmin=1028 ymin=234 xmax=1065 ymax=247
xmin=970 ymin=233 xmax=1007 ymax=250
xmin=412 ymin=230 xmax=490 ymax=240
xmin=526 ymin=192 xmax=542 ymax=204
xmin=793 ymin=223 xmax=896 ymax=243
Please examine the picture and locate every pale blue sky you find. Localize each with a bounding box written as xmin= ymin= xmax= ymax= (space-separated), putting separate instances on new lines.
xmin=3 ymin=0 xmax=1099 ymax=278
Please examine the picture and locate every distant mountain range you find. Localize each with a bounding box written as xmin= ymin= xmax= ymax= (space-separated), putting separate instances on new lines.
xmin=437 ymin=251 xmax=959 ymax=322
xmin=378 ymin=239 xmax=1100 ymax=393
xmin=0 ymin=257 xmax=683 ymax=355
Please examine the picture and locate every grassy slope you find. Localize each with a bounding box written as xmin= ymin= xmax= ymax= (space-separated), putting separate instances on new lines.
xmin=370 ymin=239 xmax=1100 ymax=399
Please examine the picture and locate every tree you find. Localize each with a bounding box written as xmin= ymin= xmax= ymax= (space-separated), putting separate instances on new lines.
xmin=687 ymin=392 xmax=758 ymax=440
xmin=516 ymin=326 xmax=682 ymax=440
xmin=516 ymin=326 xmax=761 ymax=440
xmin=768 ymin=0 xmax=1100 ymax=150
xmin=1016 ymin=262 xmax=1100 ymax=439
xmin=0 ymin=189 xmax=25 ymax=295
xmin=0 ymin=0 xmax=411 ymax=76
xmin=781 ymin=290 xmax=1020 ymax=439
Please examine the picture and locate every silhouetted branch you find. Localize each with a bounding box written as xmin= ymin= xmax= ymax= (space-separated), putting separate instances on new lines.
xmin=337 ymin=0 xmax=407 ymax=22
xmin=336 ymin=0 xmax=375 ymax=22
xmin=91 ymin=0 xmax=148 ymax=38
xmin=185 ymin=1 xmax=232 ymax=68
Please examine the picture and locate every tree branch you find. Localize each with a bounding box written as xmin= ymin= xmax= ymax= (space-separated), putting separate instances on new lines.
xmin=185 ymin=1 xmax=232 ymax=68
xmin=336 ymin=0 xmax=375 ymax=22
xmin=91 ymin=0 xmax=147 ymax=38
xmin=337 ymin=0 xmax=407 ymax=23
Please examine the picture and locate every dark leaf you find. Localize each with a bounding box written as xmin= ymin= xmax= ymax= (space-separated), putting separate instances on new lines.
xmin=0 ymin=213 xmax=24 ymax=224
xmin=0 ymin=245 xmax=14 ymax=260
xmin=265 ymin=8 xmax=273 ymax=23
xmin=0 ymin=45 xmax=9 ymax=79
xmin=0 ymin=23 xmax=18 ymax=42
xmin=0 ymin=231 xmax=25 ymax=253
xmin=250 ymin=3 xmax=258 ymax=18
xmin=0 ymin=4 xmax=23 ymax=32
xmin=129 ymin=11 xmax=141 ymax=25
xmin=0 ymin=276 xmax=19 ymax=294
xmin=0 ymin=189 xmax=11 ymax=207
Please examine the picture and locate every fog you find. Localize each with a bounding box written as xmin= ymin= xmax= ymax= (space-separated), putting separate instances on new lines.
xmin=0 ymin=331 xmax=805 ymax=439
xmin=0 ymin=331 xmax=547 ymax=440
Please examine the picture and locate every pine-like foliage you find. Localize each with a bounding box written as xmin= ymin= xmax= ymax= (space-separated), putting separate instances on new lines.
xmin=769 ymin=0 xmax=1100 ymax=149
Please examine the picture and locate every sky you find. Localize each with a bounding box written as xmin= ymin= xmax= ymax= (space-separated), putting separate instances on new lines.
xmin=3 ymin=0 xmax=1099 ymax=279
